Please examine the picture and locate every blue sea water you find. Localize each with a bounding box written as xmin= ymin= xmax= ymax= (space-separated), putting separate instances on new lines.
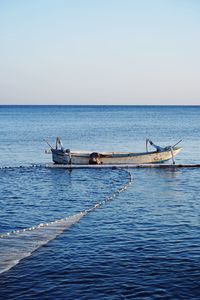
xmin=0 ymin=105 xmax=200 ymax=299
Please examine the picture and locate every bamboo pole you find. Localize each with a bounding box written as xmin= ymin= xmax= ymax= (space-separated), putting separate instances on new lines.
xmin=46 ymin=163 xmax=200 ymax=169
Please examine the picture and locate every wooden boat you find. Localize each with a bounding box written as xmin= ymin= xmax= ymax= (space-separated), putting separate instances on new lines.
xmin=44 ymin=138 xmax=182 ymax=165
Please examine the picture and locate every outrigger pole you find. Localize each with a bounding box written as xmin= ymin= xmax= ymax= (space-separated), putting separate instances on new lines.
xmin=172 ymin=139 xmax=182 ymax=148
xmin=43 ymin=139 xmax=53 ymax=150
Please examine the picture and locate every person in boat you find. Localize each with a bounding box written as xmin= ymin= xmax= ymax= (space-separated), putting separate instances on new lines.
xmin=147 ymin=139 xmax=165 ymax=152
xmin=89 ymin=152 xmax=101 ymax=164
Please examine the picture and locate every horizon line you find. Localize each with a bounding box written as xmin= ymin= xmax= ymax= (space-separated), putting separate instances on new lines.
xmin=0 ymin=104 xmax=200 ymax=107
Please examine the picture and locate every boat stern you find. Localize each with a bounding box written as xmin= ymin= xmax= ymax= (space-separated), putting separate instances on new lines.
xmin=172 ymin=147 xmax=182 ymax=156
xmin=52 ymin=149 xmax=69 ymax=164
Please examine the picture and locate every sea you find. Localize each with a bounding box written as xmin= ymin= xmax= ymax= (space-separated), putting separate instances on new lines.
xmin=0 ymin=105 xmax=200 ymax=300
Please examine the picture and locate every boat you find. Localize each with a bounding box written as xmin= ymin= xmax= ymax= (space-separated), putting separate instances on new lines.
xmin=44 ymin=138 xmax=182 ymax=165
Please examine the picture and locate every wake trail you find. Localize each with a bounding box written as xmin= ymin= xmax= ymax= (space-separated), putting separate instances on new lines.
xmin=0 ymin=168 xmax=132 ymax=275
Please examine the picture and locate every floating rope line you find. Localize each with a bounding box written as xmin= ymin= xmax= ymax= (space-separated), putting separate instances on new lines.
xmin=0 ymin=168 xmax=132 ymax=239
xmin=0 ymin=165 xmax=44 ymax=171
xmin=0 ymin=168 xmax=132 ymax=274
xmin=1 ymin=163 xmax=200 ymax=171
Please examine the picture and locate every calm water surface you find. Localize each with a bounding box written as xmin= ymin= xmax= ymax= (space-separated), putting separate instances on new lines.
xmin=0 ymin=106 xmax=200 ymax=299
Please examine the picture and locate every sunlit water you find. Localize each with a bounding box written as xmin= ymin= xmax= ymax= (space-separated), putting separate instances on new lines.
xmin=0 ymin=106 xmax=200 ymax=299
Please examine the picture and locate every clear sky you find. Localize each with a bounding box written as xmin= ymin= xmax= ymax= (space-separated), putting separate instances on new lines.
xmin=0 ymin=0 xmax=200 ymax=105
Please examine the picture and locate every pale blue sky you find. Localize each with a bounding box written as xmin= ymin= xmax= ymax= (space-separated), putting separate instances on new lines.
xmin=0 ymin=0 xmax=200 ymax=104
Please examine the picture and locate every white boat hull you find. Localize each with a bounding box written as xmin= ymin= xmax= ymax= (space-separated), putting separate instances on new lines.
xmin=52 ymin=147 xmax=182 ymax=165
